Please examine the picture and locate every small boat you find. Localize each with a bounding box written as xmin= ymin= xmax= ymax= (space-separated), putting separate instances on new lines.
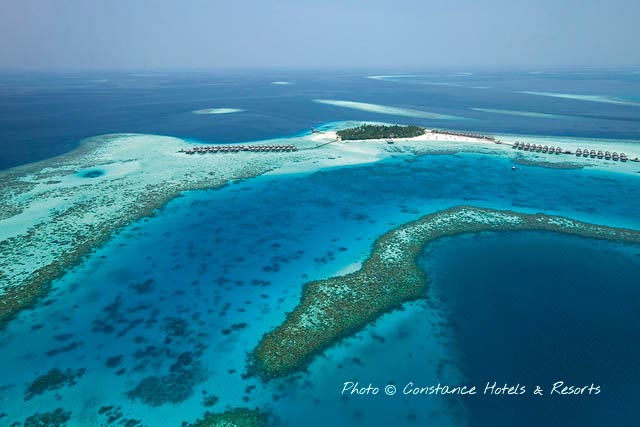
xmin=512 ymin=166 xmax=517 ymax=171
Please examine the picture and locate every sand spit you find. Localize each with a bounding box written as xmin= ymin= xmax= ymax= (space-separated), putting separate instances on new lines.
xmin=519 ymin=91 xmax=640 ymax=107
xmin=313 ymin=99 xmax=463 ymax=120
xmin=251 ymin=206 xmax=640 ymax=379
xmin=192 ymin=108 xmax=244 ymax=115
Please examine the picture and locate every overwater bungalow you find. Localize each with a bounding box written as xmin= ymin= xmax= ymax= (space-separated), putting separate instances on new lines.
xmin=536 ymin=144 xmax=543 ymax=151
xmin=590 ymin=150 xmax=596 ymax=157
xmin=556 ymin=147 xmax=562 ymax=154
xmin=542 ymin=145 xmax=548 ymax=152
xmin=605 ymin=151 xmax=611 ymax=159
xmin=524 ymin=143 xmax=531 ymax=150
xmin=582 ymin=148 xmax=589 ymax=157
xmin=575 ymin=148 xmax=582 ymax=156
xmin=549 ymin=146 xmax=556 ymax=154
xmin=597 ymin=151 xmax=603 ymax=158
xmin=620 ymin=153 xmax=627 ymax=162
xmin=612 ymin=152 xmax=619 ymax=160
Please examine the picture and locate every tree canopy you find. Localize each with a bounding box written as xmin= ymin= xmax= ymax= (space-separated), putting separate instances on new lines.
xmin=337 ymin=124 xmax=424 ymax=141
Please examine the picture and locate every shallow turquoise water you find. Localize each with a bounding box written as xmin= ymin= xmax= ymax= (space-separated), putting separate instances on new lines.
xmin=0 ymin=152 xmax=639 ymax=426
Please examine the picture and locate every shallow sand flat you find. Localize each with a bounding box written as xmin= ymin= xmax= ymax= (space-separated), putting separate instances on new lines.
xmin=519 ymin=91 xmax=640 ymax=107
xmin=470 ymin=108 xmax=575 ymax=119
xmin=192 ymin=107 xmax=244 ymax=114
xmin=313 ymin=99 xmax=464 ymax=120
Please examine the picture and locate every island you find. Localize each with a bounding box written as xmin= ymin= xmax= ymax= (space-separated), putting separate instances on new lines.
xmin=336 ymin=124 xmax=425 ymax=140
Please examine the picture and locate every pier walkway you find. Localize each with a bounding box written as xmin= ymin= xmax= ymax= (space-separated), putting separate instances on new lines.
xmin=510 ymin=142 xmax=634 ymax=162
xmin=179 ymin=144 xmax=297 ymax=154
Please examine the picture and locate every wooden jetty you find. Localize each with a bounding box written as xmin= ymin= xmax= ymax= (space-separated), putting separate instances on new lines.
xmin=431 ymin=129 xmax=496 ymax=141
xmin=178 ymin=144 xmax=297 ymax=155
xmin=511 ymin=141 xmax=632 ymax=164
xmin=511 ymin=141 xmax=563 ymax=154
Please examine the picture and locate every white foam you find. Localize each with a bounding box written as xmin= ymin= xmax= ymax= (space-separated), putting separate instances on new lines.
xmin=192 ymin=108 xmax=243 ymax=115
xmin=367 ymin=75 xmax=417 ymax=81
xmin=519 ymin=91 xmax=640 ymax=107
xmin=271 ymin=81 xmax=292 ymax=85
xmin=313 ymin=99 xmax=463 ymax=120
xmin=471 ymin=108 xmax=571 ymax=119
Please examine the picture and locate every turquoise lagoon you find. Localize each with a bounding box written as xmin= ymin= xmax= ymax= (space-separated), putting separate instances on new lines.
xmin=0 ymin=151 xmax=639 ymax=426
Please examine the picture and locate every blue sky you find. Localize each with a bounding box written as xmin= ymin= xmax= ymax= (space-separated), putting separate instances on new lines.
xmin=0 ymin=0 xmax=638 ymax=70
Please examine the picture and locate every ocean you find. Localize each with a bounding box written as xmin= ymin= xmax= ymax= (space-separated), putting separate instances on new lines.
xmin=0 ymin=70 xmax=639 ymax=426
xmin=1 ymin=69 xmax=640 ymax=170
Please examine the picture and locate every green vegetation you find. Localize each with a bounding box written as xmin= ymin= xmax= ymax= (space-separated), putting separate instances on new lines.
xmin=336 ymin=124 xmax=424 ymax=140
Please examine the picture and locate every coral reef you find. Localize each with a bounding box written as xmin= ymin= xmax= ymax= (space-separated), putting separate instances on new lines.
xmin=24 ymin=368 xmax=85 ymax=401
xmin=23 ymin=408 xmax=71 ymax=427
xmin=251 ymin=206 xmax=640 ymax=379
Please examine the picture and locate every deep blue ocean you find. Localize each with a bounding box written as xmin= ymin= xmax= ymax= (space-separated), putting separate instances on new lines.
xmin=0 ymin=70 xmax=639 ymax=426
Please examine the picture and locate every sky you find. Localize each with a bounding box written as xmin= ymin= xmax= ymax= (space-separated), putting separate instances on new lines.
xmin=0 ymin=0 xmax=639 ymax=70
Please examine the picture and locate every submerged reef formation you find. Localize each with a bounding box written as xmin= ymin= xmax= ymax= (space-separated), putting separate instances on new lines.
xmin=184 ymin=408 xmax=267 ymax=427
xmin=126 ymin=353 xmax=205 ymax=406
xmin=24 ymin=368 xmax=85 ymax=401
xmin=252 ymin=206 xmax=640 ymax=379
xmin=22 ymin=408 xmax=71 ymax=427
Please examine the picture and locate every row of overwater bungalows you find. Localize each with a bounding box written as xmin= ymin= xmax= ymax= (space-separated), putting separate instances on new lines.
xmin=512 ymin=142 xmax=563 ymax=154
xmin=179 ymin=144 xmax=297 ymax=154
xmin=575 ymin=148 xmax=627 ymax=161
